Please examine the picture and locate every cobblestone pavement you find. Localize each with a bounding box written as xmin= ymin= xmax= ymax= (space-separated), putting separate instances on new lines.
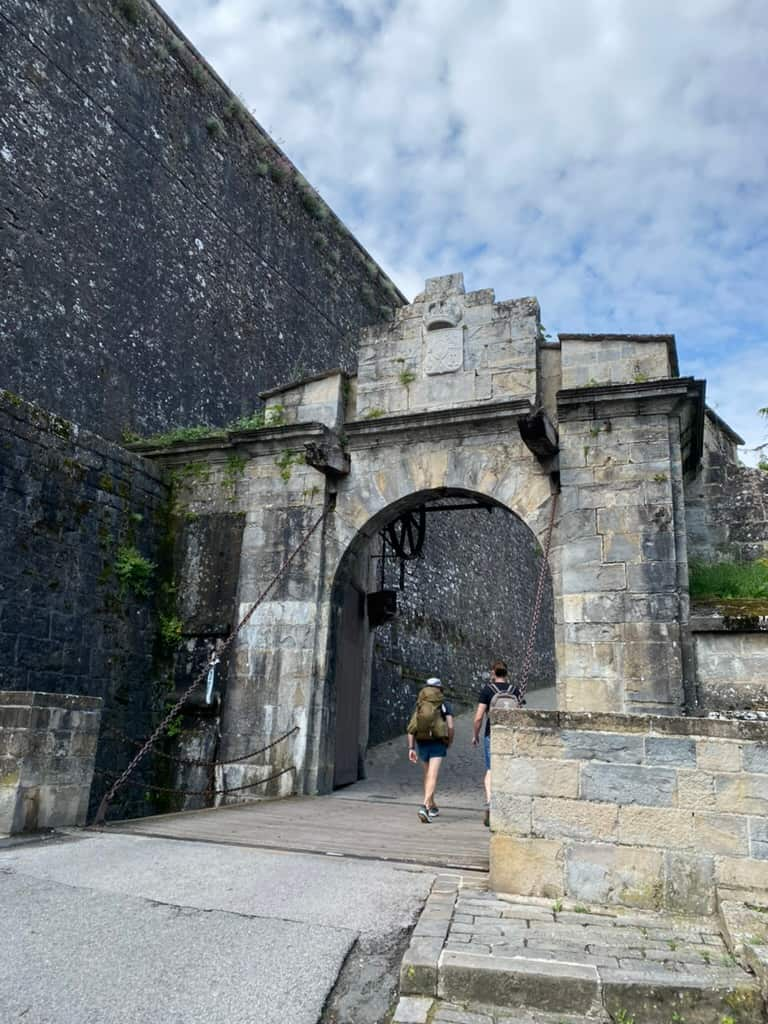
xmin=396 ymin=875 xmax=764 ymax=1023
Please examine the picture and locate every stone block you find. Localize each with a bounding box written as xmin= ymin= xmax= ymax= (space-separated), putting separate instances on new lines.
xmin=490 ymin=835 xmax=564 ymax=898
xmin=695 ymin=812 xmax=750 ymax=858
xmin=494 ymin=756 xmax=579 ymax=799
xmin=626 ymin=561 xmax=678 ymax=593
xmin=565 ymin=842 xmax=665 ymax=909
xmin=677 ymin=770 xmax=717 ymax=809
xmin=744 ymin=744 xmax=768 ymax=774
xmin=750 ymin=818 xmax=768 ymax=860
xmin=715 ymin=857 xmax=768 ymax=892
xmin=562 ymin=730 xmax=644 ymax=764
xmin=601 ymin=967 xmax=762 ymax=1024
xmin=561 ymin=641 xmax=620 ymax=679
xmin=0 ymin=783 xmax=18 ymax=835
xmin=399 ymin=937 xmax=442 ymax=996
xmin=580 ymin=764 xmax=677 ymax=806
xmin=492 ymin=794 xmax=532 ymax=835
xmin=715 ymin=774 xmax=768 ymax=816
xmin=533 ymin=796 xmax=618 ymax=842
xmin=438 ymin=951 xmax=598 ymax=1015
xmin=562 ymin=592 xmax=626 ymax=623
xmin=564 ymin=622 xmax=624 ymax=643
xmin=618 ymin=806 xmax=695 ymax=849
xmin=510 ymin=728 xmax=565 ymax=759
xmin=644 ymin=736 xmax=696 ymax=766
xmin=392 ymin=995 xmax=434 ymax=1024
xmin=560 ymin=677 xmax=624 ymax=713
xmin=562 ymin=564 xmax=627 ymax=592
xmin=697 ymin=739 xmax=743 ymax=772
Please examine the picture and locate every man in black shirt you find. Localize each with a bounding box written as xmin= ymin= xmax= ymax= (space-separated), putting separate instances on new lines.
xmin=471 ymin=659 xmax=519 ymax=826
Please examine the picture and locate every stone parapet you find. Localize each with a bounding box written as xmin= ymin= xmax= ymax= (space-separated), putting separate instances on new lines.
xmin=490 ymin=708 xmax=768 ymax=916
xmin=692 ymin=621 xmax=768 ymax=712
xmin=0 ymin=691 xmax=102 ymax=834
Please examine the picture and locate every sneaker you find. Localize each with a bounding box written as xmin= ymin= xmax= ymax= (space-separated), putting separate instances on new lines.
xmin=483 ymin=803 xmax=490 ymax=828
xmin=427 ymin=805 xmax=439 ymax=819
xmin=418 ymin=805 xmax=430 ymax=824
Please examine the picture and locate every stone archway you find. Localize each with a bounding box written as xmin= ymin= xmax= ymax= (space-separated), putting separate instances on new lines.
xmin=320 ymin=486 xmax=556 ymax=792
xmin=149 ymin=272 xmax=704 ymax=802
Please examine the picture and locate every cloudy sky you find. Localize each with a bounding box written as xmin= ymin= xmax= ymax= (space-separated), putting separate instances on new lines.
xmin=164 ymin=0 xmax=767 ymax=461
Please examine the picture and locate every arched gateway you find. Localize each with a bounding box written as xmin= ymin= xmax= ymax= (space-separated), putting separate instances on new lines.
xmin=153 ymin=273 xmax=704 ymax=800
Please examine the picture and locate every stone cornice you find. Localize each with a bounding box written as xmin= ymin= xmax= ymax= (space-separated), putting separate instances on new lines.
xmin=557 ymin=376 xmax=702 ymax=417
xmin=344 ymin=398 xmax=534 ymax=449
xmin=134 ymin=421 xmax=330 ymax=464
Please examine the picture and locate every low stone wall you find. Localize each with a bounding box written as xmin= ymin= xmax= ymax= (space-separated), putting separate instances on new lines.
xmin=0 ymin=691 xmax=102 ymax=834
xmin=490 ymin=709 xmax=768 ymax=916
xmin=692 ymin=614 xmax=768 ymax=711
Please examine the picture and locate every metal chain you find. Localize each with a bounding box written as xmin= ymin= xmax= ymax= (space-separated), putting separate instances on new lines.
xmin=102 ymin=724 xmax=299 ymax=769
xmin=92 ymin=505 xmax=331 ymax=825
xmin=517 ymin=489 xmax=559 ymax=705
xmin=94 ymin=764 xmax=295 ymax=799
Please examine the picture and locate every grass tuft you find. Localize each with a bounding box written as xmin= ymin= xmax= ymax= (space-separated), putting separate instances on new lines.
xmin=689 ymin=560 xmax=768 ymax=600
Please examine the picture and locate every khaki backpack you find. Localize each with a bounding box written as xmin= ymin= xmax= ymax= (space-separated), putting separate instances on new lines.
xmin=407 ymin=685 xmax=449 ymax=742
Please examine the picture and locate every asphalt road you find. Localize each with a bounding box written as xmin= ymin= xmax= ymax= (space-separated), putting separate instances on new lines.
xmin=0 ymin=832 xmax=434 ymax=1024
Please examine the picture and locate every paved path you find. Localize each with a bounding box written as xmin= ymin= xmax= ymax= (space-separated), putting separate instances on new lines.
xmin=397 ymin=876 xmax=763 ymax=1023
xmin=0 ymin=831 xmax=433 ymax=1024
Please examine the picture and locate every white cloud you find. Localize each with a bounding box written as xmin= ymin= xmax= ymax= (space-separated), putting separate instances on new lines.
xmin=164 ymin=0 xmax=768 ymax=454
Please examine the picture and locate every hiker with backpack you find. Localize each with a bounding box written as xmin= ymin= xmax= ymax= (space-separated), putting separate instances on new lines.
xmin=472 ymin=659 xmax=523 ymax=826
xmin=406 ymin=677 xmax=455 ymax=824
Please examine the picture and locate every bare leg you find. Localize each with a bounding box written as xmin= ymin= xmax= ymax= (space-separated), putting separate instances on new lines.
xmin=424 ymin=757 xmax=442 ymax=808
xmin=483 ymin=768 xmax=491 ymax=804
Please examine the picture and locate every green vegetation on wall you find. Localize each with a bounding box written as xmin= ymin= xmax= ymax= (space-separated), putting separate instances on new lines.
xmin=689 ymin=560 xmax=768 ymax=600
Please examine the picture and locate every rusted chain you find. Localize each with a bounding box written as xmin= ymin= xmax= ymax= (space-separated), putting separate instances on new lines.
xmin=94 ymin=764 xmax=295 ymax=798
xmin=102 ymin=724 xmax=299 ymax=769
xmin=92 ymin=505 xmax=331 ymax=825
xmin=517 ymin=489 xmax=559 ymax=704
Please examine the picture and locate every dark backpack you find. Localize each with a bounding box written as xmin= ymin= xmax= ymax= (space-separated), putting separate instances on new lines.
xmin=488 ymin=682 xmax=524 ymax=711
xmin=407 ymin=686 xmax=449 ymax=742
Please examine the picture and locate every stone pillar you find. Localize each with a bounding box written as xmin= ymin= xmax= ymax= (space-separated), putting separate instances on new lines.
xmin=0 ymin=691 xmax=102 ymax=835
xmin=556 ymin=379 xmax=703 ymax=714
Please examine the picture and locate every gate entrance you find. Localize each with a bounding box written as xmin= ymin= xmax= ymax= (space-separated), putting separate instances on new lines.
xmin=145 ymin=271 xmax=704 ymax=804
xmin=328 ymin=489 xmax=556 ymax=789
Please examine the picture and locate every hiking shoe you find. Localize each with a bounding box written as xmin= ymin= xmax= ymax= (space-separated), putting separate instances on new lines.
xmin=483 ymin=803 xmax=490 ymax=828
xmin=418 ymin=805 xmax=430 ymax=824
xmin=427 ymin=805 xmax=439 ymax=819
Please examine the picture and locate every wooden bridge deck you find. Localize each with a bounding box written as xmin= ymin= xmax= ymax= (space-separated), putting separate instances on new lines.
xmin=104 ymin=702 xmax=558 ymax=870
xmin=106 ymin=793 xmax=490 ymax=871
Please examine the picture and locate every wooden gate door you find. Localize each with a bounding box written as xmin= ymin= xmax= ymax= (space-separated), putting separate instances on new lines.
xmin=333 ymin=582 xmax=366 ymax=788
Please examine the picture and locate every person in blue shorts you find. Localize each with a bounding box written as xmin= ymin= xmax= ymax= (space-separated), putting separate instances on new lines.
xmin=407 ymin=677 xmax=455 ymax=823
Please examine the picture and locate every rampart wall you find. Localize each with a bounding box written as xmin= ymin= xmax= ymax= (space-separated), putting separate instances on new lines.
xmin=0 ymin=390 xmax=169 ymax=819
xmin=0 ymin=0 xmax=401 ymax=442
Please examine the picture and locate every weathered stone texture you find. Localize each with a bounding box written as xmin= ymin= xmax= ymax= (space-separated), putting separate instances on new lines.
xmin=685 ymin=410 xmax=768 ymax=563
xmin=491 ymin=709 xmax=768 ymax=914
xmin=0 ymin=392 xmax=170 ymax=820
xmin=0 ymin=0 xmax=400 ymax=443
xmin=556 ymin=378 xmax=700 ymax=713
xmin=0 ymin=690 xmax=102 ymax=833
xmin=693 ymin=630 xmax=768 ymax=712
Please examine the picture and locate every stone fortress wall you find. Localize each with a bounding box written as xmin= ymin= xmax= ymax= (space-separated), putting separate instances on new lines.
xmin=0 ymin=0 xmax=554 ymax=818
xmin=0 ymin=390 xmax=169 ymax=820
xmin=0 ymin=0 xmax=402 ymax=441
